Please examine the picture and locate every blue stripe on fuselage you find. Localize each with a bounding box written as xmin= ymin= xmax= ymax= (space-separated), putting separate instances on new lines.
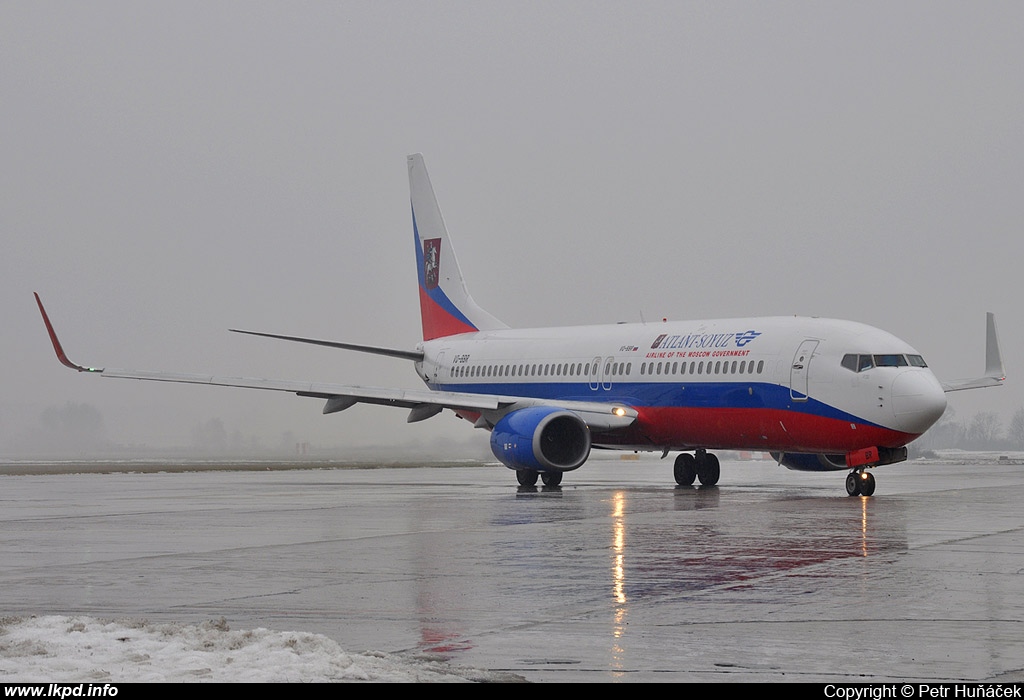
xmin=433 ymin=379 xmax=884 ymax=429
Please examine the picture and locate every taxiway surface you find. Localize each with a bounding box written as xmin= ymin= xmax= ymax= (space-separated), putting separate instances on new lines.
xmin=1 ymin=457 xmax=1021 ymax=682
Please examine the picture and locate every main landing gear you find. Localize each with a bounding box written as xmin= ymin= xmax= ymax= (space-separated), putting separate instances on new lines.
xmin=516 ymin=470 xmax=563 ymax=487
xmin=674 ymin=450 xmax=720 ymax=486
xmin=845 ymin=469 xmax=876 ymax=497
xmin=516 ymin=469 xmax=538 ymax=486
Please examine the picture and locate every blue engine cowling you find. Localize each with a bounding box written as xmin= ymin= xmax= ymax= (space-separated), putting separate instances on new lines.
xmin=771 ymin=452 xmax=848 ymax=472
xmin=490 ymin=407 xmax=591 ymax=472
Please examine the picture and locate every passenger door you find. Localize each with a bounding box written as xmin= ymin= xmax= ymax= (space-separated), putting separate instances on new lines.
xmin=789 ymin=340 xmax=818 ymax=401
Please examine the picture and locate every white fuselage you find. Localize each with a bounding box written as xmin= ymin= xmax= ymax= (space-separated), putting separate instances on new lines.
xmin=415 ymin=316 xmax=947 ymax=454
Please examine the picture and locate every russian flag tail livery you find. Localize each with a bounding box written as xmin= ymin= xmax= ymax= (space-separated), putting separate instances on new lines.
xmin=408 ymin=154 xmax=507 ymax=341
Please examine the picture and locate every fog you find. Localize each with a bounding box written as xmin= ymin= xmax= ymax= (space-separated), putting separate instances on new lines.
xmin=3 ymin=2 xmax=1021 ymax=458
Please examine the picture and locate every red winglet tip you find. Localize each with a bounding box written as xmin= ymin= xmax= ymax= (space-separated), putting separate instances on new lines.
xmin=34 ymin=293 xmax=93 ymax=372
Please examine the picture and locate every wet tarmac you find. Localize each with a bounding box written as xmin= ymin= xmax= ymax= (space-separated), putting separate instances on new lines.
xmin=1 ymin=456 xmax=1022 ymax=682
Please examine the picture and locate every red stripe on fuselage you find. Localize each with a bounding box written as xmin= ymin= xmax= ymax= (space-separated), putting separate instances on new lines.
xmin=599 ymin=407 xmax=916 ymax=452
xmin=418 ymin=287 xmax=478 ymax=341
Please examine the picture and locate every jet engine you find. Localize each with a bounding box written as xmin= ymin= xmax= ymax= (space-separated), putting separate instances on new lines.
xmin=490 ymin=406 xmax=591 ymax=472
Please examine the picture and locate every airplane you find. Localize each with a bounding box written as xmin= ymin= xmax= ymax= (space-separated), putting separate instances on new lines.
xmin=36 ymin=153 xmax=1005 ymax=496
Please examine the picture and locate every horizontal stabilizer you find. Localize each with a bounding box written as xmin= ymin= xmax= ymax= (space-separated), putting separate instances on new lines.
xmin=231 ymin=329 xmax=424 ymax=362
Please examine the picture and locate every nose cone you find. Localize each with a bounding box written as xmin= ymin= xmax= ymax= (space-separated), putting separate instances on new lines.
xmin=891 ymin=371 xmax=947 ymax=434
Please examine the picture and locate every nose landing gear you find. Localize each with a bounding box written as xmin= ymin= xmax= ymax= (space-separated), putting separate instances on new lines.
xmin=842 ymin=445 xmax=904 ymax=496
xmin=845 ymin=469 xmax=876 ymax=497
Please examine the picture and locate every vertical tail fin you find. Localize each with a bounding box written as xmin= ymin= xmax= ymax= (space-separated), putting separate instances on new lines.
xmin=408 ymin=153 xmax=507 ymax=341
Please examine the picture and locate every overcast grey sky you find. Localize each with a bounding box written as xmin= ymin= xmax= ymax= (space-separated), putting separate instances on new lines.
xmin=3 ymin=1 xmax=1022 ymax=454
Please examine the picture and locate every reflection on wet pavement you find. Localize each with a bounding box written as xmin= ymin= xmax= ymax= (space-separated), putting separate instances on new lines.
xmin=0 ymin=458 xmax=1021 ymax=682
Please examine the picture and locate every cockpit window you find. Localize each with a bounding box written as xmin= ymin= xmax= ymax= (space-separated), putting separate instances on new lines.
xmin=873 ymin=354 xmax=908 ymax=367
xmin=841 ymin=353 xmax=927 ymax=372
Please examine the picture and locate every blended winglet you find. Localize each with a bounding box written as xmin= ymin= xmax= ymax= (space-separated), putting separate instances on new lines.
xmin=984 ymin=311 xmax=1004 ymax=380
xmin=940 ymin=312 xmax=1005 ymax=392
xmin=34 ymin=293 xmax=103 ymax=373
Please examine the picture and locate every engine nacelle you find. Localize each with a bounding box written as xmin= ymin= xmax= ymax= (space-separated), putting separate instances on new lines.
xmin=490 ymin=407 xmax=591 ymax=472
xmin=771 ymin=452 xmax=848 ymax=472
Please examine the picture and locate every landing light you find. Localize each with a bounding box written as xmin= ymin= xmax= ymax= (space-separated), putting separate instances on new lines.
xmin=612 ymin=407 xmax=626 ymax=417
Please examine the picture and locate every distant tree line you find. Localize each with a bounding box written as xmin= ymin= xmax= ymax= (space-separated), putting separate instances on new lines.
xmin=915 ymin=406 xmax=1024 ymax=452
xmin=6 ymin=401 xmax=110 ymax=454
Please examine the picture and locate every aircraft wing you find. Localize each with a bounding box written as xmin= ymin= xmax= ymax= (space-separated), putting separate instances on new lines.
xmin=99 ymin=368 xmax=637 ymax=428
xmin=940 ymin=312 xmax=1006 ymax=392
xmin=35 ymin=294 xmax=637 ymax=431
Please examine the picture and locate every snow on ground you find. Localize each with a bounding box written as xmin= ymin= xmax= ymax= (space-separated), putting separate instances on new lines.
xmin=0 ymin=616 xmax=522 ymax=683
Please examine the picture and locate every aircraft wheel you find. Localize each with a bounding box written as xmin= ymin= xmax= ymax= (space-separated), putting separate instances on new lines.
xmin=845 ymin=472 xmax=861 ymax=496
xmin=517 ymin=469 xmax=539 ymax=486
xmin=674 ymin=453 xmax=697 ymax=486
xmin=859 ymin=471 xmax=876 ymax=497
xmin=697 ymin=453 xmax=720 ymax=486
xmin=541 ymin=471 xmax=563 ymax=487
